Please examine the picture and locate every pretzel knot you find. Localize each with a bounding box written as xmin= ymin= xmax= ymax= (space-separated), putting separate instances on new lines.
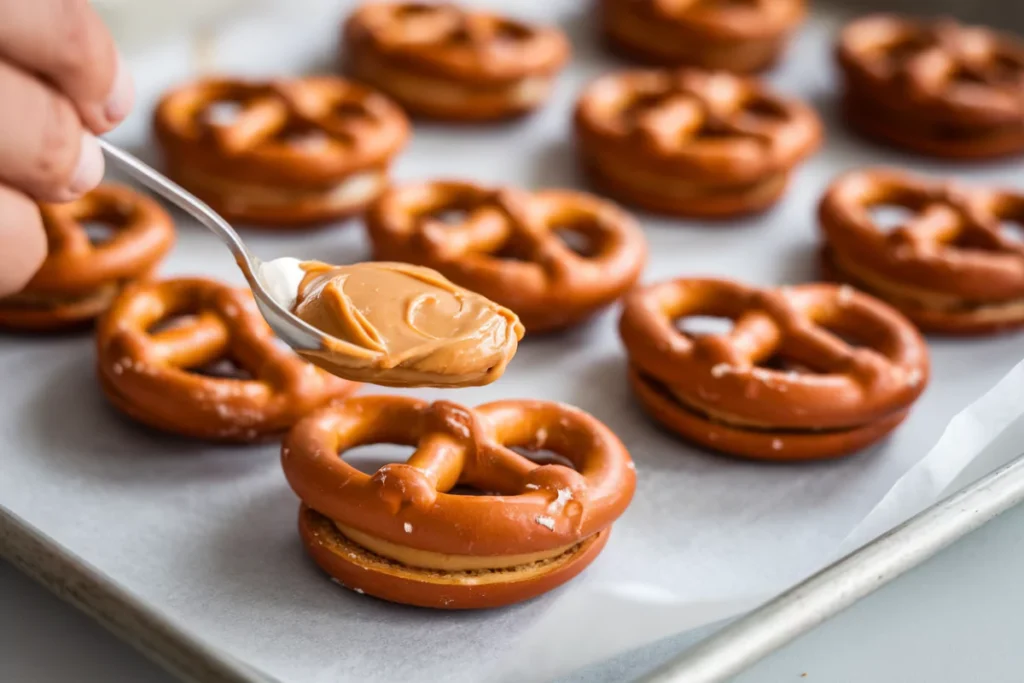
xmin=574 ymin=68 xmax=821 ymax=217
xmin=154 ymin=76 xmax=409 ymax=225
xmin=820 ymin=168 xmax=1024 ymax=335
xmin=599 ymin=0 xmax=805 ymax=73
xmin=283 ymin=395 xmax=635 ymax=608
xmin=620 ymin=278 xmax=929 ymax=460
xmin=0 ymin=185 xmax=175 ymax=332
xmin=343 ymin=2 xmax=570 ymax=121
xmin=96 ymin=277 xmax=359 ymax=443
xmin=837 ymin=14 xmax=1024 ymax=159
xmin=366 ymin=180 xmax=647 ymax=332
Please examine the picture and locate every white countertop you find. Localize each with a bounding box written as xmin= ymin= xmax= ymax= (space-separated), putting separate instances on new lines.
xmin=6 ymin=497 xmax=1024 ymax=682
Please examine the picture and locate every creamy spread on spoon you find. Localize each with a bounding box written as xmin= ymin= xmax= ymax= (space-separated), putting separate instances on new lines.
xmin=263 ymin=259 xmax=523 ymax=387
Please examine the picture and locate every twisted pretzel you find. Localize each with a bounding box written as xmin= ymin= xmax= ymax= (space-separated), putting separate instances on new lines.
xmin=837 ymin=14 xmax=1024 ymax=159
xmin=96 ymin=277 xmax=359 ymax=443
xmin=366 ymin=180 xmax=647 ymax=332
xmin=620 ymin=278 xmax=928 ymax=460
xmin=283 ymin=395 xmax=635 ymax=609
xmin=154 ymin=76 xmax=409 ymax=225
xmin=343 ymin=2 xmax=570 ymax=121
xmin=600 ymin=0 xmax=805 ymax=73
xmin=0 ymin=185 xmax=174 ymax=332
xmin=820 ymin=168 xmax=1024 ymax=335
xmin=574 ymin=68 xmax=821 ymax=217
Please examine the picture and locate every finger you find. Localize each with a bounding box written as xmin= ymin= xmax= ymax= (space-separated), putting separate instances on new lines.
xmin=0 ymin=185 xmax=47 ymax=297
xmin=0 ymin=0 xmax=132 ymax=133
xmin=0 ymin=61 xmax=104 ymax=202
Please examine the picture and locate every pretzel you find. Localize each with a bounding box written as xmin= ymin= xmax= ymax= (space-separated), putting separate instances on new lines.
xmin=366 ymin=180 xmax=647 ymax=332
xmin=619 ymin=278 xmax=929 ymax=460
xmin=599 ymin=0 xmax=805 ymax=73
xmin=0 ymin=185 xmax=175 ymax=332
xmin=282 ymin=395 xmax=635 ymax=609
xmin=574 ymin=68 xmax=822 ymax=217
xmin=153 ymin=76 xmax=409 ymax=226
xmin=342 ymin=2 xmax=570 ymax=121
xmin=96 ymin=277 xmax=359 ymax=442
xmin=820 ymin=168 xmax=1024 ymax=335
xmin=837 ymin=14 xmax=1024 ymax=159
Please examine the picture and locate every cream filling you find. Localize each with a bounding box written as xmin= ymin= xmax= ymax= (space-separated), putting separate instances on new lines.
xmin=177 ymin=167 xmax=386 ymax=211
xmin=355 ymin=51 xmax=552 ymax=109
xmin=335 ymin=522 xmax=576 ymax=571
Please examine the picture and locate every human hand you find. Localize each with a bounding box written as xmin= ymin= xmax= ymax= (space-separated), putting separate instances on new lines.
xmin=0 ymin=0 xmax=133 ymax=297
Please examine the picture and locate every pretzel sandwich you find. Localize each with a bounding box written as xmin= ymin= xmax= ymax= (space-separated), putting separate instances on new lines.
xmin=574 ymin=68 xmax=821 ymax=218
xmin=343 ymin=2 xmax=570 ymax=121
xmin=366 ymin=180 xmax=647 ymax=332
xmin=154 ymin=76 xmax=409 ymax=226
xmin=820 ymin=169 xmax=1024 ymax=335
xmin=599 ymin=0 xmax=805 ymax=73
xmin=620 ymin=278 xmax=929 ymax=460
xmin=837 ymin=14 xmax=1024 ymax=159
xmin=283 ymin=395 xmax=635 ymax=609
xmin=96 ymin=277 xmax=359 ymax=442
xmin=0 ymin=185 xmax=175 ymax=332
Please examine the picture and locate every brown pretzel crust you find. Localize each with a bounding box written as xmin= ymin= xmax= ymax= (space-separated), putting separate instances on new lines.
xmin=366 ymin=180 xmax=647 ymax=332
xmin=343 ymin=2 xmax=569 ymax=120
xmin=154 ymin=76 xmax=409 ymax=224
xmin=819 ymin=168 xmax=1024 ymax=335
xmin=574 ymin=68 xmax=820 ymax=217
xmin=618 ymin=278 xmax=927 ymax=459
xmin=599 ymin=0 xmax=805 ymax=73
xmin=96 ymin=277 xmax=359 ymax=442
xmin=0 ymin=185 xmax=175 ymax=331
xmin=629 ymin=367 xmax=910 ymax=461
xmin=837 ymin=14 xmax=1024 ymax=159
xmin=299 ymin=506 xmax=609 ymax=609
xmin=282 ymin=395 xmax=635 ymax=558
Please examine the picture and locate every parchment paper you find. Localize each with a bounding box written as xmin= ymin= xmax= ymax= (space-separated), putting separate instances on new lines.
xmin=5 ymin=2 xmax=1024 ymax=681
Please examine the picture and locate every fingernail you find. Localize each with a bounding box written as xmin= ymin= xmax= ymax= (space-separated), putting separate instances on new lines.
xmin=69 ymin=133 xmax=105 ymax=196
xmin=104 ymin=53 xmax=134 ymax=124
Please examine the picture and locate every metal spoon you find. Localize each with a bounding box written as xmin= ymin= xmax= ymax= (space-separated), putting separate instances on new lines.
xmin=97 ymin=138 xmax=323 ymax=353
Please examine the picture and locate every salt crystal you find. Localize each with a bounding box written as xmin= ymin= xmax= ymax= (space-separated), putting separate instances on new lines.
xmin=534 ymin=515 xmax=556 ymax=530
xmin=771 ymin=439 xmax=783 ymax=451
xmin=906 ymin=368 xmax=923 ymax=388
xmin=403 ymin=522 xmax=413 ymax=533
xmin=837 ymin=285 xmax=854 ymax=305
xmin=548 ymin=488 xmax=573 ymax=514
xmin=524 ymin=483 xmax=541 ymax=490
xmin=711 ymin=363 xmax=732 ymax=378
xmin=353 ymin=588 xmax=365 ymax=594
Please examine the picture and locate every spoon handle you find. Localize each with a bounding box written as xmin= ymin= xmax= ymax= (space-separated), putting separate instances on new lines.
xmin=96 ymin=139 xmax=255 ymax=270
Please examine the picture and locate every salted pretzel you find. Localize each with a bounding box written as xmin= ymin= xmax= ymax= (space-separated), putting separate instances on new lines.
xmin=96 ymin=277 xmax=359 ymax=442
xmin=282 ymin=395 xmax=635 ymax=609
xmin=599 ymin=0 xmax=805 ymax=73
xmin=153 ymin=76 xmax=409 ymax=226
xmin=837 ymin=14 xmax=1024 ymax=159
xmin=0 ymin=185 xmax=175 ymax=332
xmin=342 ymin=2 xmax=570 ymax=121
xmin=366 ymin=180 xmax=647 ymax=332
xmin=574 ymin=68 xmax=822 ymax=217
xmin=820 ymin=169 xmax=1024 ymax=335
xmin=619 ymin=278 xmax=929 ymax=460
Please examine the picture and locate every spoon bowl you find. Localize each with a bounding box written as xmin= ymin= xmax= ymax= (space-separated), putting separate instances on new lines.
xmin=98 ymin=139 xmax=324 ymax=353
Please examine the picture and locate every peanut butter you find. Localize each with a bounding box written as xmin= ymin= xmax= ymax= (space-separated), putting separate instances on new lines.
xmin=292 ymin=261 xmax=523 ymax=387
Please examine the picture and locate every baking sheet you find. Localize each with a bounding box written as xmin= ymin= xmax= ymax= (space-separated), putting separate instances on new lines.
xmin=5 ymin=1 xmax=1024 ymax=682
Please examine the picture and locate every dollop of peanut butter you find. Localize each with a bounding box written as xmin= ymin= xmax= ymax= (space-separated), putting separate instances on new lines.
xmin=293 ymin=261 xmax=524 ymax=387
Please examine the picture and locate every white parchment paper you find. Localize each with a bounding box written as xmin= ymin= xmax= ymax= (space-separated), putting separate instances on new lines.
xmin=5 ymin=2 xmax=1024 ymax=681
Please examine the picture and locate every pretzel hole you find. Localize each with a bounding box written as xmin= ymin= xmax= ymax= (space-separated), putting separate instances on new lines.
xmin=494 ymin=21 xmax=533 ymax=44
xmin=82 ymin=220 xmax=117 ymax=246
xmin=554 ymin=226 xmax=597 ymax=258
xmin=510 ymin=446 xmax=576 ymax=470
xmin=276 ymin=126 xmax=334 ymax=151
xmin=999 ymin=220 xmax=1024 ymax=243
xmin=676 ymin=315 xmax=734 ymax=337
xmin=395 ymin=3 xmax=435 ymax=18
xmin=204 ymin=101 xmax=244 ymax=127
xmin=333 ymin=100 xmax=370 ymax=120
xmin=741 ymin=96 xmax=787 ymax=121
xmin=432 ymin=208 xmax=471 ymax=226
xmin=869 ymin=204 xmax=917 ymax=232
xmin=192 ymin=358 xmax=254 ymax=381
xmin=757 ymin=354 xmax=815 ymax=374
xmin=343 ymin=443 xmax=418 ymax=475
xmin=148 ymin=315 xmax=201 ymax=335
